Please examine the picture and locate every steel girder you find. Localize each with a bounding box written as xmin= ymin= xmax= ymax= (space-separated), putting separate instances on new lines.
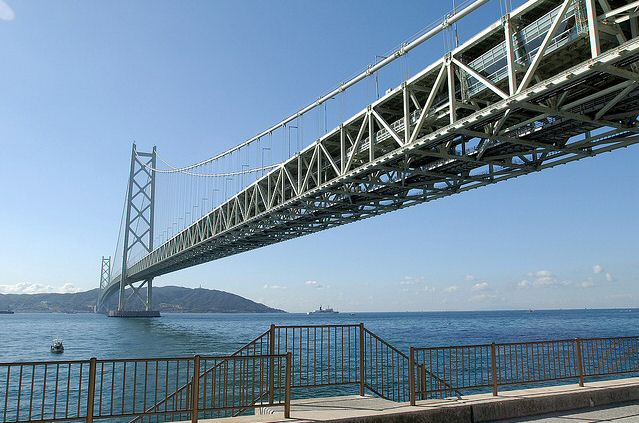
xmin=105 ymin=0 xmax=639 ymax=290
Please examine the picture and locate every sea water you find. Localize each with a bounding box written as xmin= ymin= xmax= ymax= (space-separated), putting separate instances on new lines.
xmin=1 ymin=309 xmax=637 ymax=362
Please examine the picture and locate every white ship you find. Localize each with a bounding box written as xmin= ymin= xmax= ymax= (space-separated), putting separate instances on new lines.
xmin=307 ymin=306 xmax=338 ymax=315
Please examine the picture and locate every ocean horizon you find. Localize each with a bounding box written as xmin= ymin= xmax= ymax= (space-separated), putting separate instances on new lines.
xmin=2 ymin=308 xmax=637 ymax=363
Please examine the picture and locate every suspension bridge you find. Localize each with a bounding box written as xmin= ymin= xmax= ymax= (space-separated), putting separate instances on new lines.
xmin=96 ymin=0 xmax=639 ymax=316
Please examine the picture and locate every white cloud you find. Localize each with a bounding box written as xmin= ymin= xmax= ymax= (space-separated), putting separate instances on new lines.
xmin=59 ymin=283 xmax=81 ymax=293
xmin=470 ymin=293 xmax=497 ymax=302
xmin=0 ymin=1 xmax=14 ymax=21
xmin=577 ymin=281 xmax=594 ymax=289
xmin=472 ymin=282 xmax=489 ymax=291
xmin=592 ymin=265 xmax=615 ymax=282
xmin=519 ymin=268 xmax=614 ymax=290
xmin=531 ymin=270 xmax=558 ymax=286
xmin=400 ymin=276 xmax=424 ymax=285
xmin=443 ymin=285 xmax=458 ymax=293
xmin=305 ymin=280 xmax=324 ymax=289
xmin=263 ymin=284 xmax=286 ymax=289
xmin=0 ymin=282 xmax=81 ymax=295
xmin=520 ymin=270 xmax=567 ymax=288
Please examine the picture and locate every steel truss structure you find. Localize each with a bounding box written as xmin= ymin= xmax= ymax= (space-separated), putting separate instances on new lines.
xmin=101 ymin=0 xmax=639 ymax=300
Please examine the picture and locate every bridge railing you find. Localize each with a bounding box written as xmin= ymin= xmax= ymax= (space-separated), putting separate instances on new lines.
xmin=409 ymin=336 xmax=639 ymax=403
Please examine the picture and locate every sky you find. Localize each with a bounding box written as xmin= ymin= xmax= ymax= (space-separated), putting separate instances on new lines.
xmin=0 ymin=0 xmax=637 ymax=312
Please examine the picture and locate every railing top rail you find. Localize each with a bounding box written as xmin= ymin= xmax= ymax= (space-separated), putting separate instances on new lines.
xmin=413 ymin=335 xmax=639 ymax=352
xmin=273 ymin=323 xmax=361 ymax=329
xmin=0 ymin=352 xmax=290 ymax=367
xmin=95 ymin=356 xmax=194 ymax=363
xmin=494 ymin=335 xmax=639 ymax=347
xmin=234 ymin=329 xmax=270 ymax=348
xmin=579 ymin=335 xmax=639 ymax=342
xmin=0 ymin=359 xmax=90 ymax=366
xmin=201 ymin=354 xmax=287 ymax=360
xmin=364 ymin=328 xmax=409 ymax=359
xmin=413 ymin=343 xmax=492 ymax=352
xmin=497 ymin=338 xmax=581 ymax=347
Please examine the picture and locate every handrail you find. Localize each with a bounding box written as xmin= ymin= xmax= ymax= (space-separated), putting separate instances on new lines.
xmin=412 ymin=336 xmax=639 ymax=399
xmin=129 ymin=329 xmax=271 ymax=422
xmin=364 ymin=328 xmax=462 ymax=402
xmin=363 ymin=328 xmax=410 ymax=402
xmin=3 ymin=330 xmax=639 ymax=423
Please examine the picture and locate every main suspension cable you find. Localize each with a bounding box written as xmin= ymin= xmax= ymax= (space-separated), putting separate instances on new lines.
xmin=131 ymin=0 xmax=489 ymax=174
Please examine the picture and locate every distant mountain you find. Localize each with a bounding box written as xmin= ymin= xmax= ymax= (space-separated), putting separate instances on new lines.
xmin=0 ymin=286 xmax=285 ymax=314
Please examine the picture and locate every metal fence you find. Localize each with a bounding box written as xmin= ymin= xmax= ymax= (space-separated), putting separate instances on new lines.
xmin=0 ymin=354 xmax=291 ymax=423
xmin=410 ymin=336 xmax=639 ymax=404
xmin=270 ymin=324 xmax=413 ymax=402
xmin=363 ymin=328 xmax=410 ymax=402
xmin=2 ymin=330 xmax=638 ymax=422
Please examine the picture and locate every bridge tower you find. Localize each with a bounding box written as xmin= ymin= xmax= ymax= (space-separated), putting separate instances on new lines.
xmin=109 ymin=144 xmax=160 ymax=317
xmin=95 ymin=256 xmax=111 ymax=311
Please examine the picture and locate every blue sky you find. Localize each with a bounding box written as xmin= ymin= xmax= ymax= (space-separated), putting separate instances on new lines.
xmin=0 ymin=0 xmax=637 ymax=312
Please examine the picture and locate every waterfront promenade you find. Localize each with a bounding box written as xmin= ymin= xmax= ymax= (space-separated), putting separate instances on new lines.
xmin=191 ymin=377 xmax=639 ymax=422
xmin=2 ymin=323 xmax=638 ymax=423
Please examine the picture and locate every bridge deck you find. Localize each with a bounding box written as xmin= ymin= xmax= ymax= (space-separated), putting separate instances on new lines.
xmin=179 ymin=377 xmax=639 ymax=422
xmin=112 ymin=0 xmax=639 ymax=289
xmin=100 ymin=0 xmax=639 ymax=310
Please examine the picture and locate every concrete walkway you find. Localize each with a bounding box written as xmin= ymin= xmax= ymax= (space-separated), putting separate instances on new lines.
xmin=184 ymin=377 xmax=639 ymax=422
xmin=493 ymin=401 xmax=639 ymax=422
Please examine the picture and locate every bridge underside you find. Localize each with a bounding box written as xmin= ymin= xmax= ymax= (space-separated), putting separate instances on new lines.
xmin=103 ymin=0 xmax=639 ymax=293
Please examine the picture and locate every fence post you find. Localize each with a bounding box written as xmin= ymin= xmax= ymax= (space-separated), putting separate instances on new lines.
xmin=359 ymin=323 xmax=365 ymax=396
xmin=421 ymin=366 xmax=427 ymax=400
xmin=409 ymin=347 xmax=416 ymax=406
xmin=269 ymin=324 xmax=276 ymax=405
xmin=86 ymin=358 xmax=96 ymax=423
xmin=491 ymin=343 xmax=498 ymax=396
xmin=576 ymin=338 xmax=585 ymax=387
xmin=285 ymin=352 xmax=292 ymax=419
xmin=191 ymin=355 xmax=200 ymax=423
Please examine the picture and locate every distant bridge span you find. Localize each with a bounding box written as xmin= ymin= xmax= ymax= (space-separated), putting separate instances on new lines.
xmin=97 ymin=0 xmax=639 ymax=314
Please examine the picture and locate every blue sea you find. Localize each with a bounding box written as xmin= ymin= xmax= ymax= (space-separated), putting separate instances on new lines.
xmin=1 ymin=309 xmax=637 ymax=363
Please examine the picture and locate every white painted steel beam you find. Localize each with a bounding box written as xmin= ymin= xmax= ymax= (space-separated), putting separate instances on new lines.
xmin=99 ymin=0 xmax=639 ymax=308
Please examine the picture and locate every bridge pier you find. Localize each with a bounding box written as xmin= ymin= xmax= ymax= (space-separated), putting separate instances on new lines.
xmin=108 ymin=310 xmax=160 ymax=318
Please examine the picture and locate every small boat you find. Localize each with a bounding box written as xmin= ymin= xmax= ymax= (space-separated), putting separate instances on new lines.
xmin=307 ymin=306 xmax=338 ymax=315
xmin=0 ymin=310 xmax=14 ymax=314
xmin=50 ymin=339 xmax=64 ymax=354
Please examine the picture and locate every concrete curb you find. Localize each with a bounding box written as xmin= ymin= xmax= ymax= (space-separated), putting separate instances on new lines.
xmin=472 ymin=383 xmax=639 ymax=422
xmin=323 ymin=383 xmax=639 ymax=422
